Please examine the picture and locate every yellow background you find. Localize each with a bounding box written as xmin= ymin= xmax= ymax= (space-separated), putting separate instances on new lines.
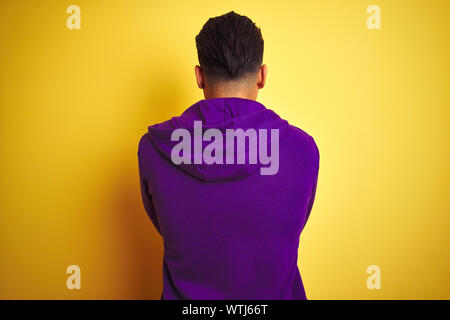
xmin=0 ymin=0 xmax=449 ymax=299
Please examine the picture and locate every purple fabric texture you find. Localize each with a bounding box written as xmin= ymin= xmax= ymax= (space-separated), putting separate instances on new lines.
xmin=137 ymin=97 xmax=319 ymax=300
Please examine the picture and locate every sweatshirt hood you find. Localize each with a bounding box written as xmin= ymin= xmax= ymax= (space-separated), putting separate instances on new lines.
xmin=147 ymin=97 xmax=289 ymax=182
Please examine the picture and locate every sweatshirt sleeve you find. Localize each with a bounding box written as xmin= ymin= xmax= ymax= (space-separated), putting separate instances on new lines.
xmin=138 ymin=142 xmax=162 ymax=236
xmin=302 ymin=137 xmax=320 ymax=230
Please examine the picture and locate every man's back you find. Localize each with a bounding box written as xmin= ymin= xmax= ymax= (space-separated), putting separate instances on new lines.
xmin=138 ymin=97 xmax=319 ymax=299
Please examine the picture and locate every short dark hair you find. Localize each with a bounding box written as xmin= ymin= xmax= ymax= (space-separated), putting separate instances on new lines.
xmin=195 ymin=11 xmax=264 ymax=83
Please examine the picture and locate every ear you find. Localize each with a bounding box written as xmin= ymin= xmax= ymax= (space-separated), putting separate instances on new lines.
xmin=257 ymin=64 xmax=268 ymax=89
xmin=195 ymin=65 xmax=205 ymax=89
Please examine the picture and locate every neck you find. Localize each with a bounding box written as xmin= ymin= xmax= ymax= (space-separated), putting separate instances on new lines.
xmin=203 ymin=82 xmax=258 ymax=101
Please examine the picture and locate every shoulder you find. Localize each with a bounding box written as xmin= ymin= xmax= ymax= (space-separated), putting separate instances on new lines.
xmin=137 ymin=132 xmax=155 ymax=162
xmin=138 ymin=132 xmax=151 ymax=149
xmin=138 ymin=132 xmax=149 ymax=152
xmin=286 ymin=124 xmax=320 ymax=170
xmin=288 ymin=124 xmax=319 ymax=154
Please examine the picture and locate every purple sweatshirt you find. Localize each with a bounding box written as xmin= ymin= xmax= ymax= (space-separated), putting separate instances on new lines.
xmin=137 ymin=97 xmax=319 ymax=300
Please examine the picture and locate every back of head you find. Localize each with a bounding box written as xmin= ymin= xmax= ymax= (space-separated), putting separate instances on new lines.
xmin=195 ymin=11 xmax=264 ymax=84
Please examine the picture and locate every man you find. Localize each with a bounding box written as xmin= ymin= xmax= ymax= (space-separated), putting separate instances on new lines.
xmin=138 ymin=11 xmax=319 ymax=300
